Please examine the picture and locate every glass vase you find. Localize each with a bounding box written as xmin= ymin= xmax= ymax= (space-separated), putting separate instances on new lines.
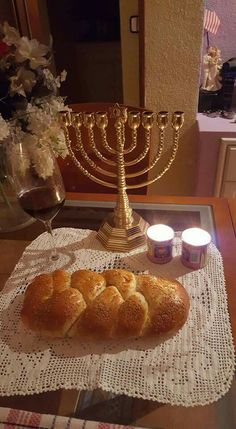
xmin=0 ymin=140 xmax=34 ymax=233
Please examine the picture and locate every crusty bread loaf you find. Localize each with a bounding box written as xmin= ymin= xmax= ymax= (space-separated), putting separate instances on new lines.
xmin=21 ymin=269 xmax=190 ymax=339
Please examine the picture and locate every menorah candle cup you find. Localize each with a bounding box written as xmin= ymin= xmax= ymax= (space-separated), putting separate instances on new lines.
xmin=147 ymin=224 xmax=174 ymax=264
xmin=181 ymin=227 xmax=211 ymax=269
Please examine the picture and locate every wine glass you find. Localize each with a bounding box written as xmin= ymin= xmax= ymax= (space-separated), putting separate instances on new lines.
xmin=9 ymin=140 xmax=65 ymax=261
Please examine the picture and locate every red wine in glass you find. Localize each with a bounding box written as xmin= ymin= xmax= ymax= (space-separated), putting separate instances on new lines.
xmin=18 ymin=187 xmax=65 ymax=222
xmin=18 ymin=186 xmax=65 ymax=260
xmin=10 ymin=140 xmax=66 ymax=261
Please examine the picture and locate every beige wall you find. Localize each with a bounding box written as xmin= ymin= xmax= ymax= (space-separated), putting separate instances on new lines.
xmin=119 ymin=0 xmax=140 ymax=106
xmin=144 ymin=0 xmax=204 ymax=196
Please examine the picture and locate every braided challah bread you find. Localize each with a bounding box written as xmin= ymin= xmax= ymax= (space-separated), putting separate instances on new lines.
xmin=21 ymin=269 xmax=190 ymax=339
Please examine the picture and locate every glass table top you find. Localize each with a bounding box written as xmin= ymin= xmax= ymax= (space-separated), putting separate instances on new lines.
xmin=1 ymin=199 xmax=216 ymax=244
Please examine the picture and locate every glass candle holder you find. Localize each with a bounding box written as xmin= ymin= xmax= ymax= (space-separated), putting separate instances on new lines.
xmin=147 ymin=224 xmax=174 ymax=264
xmin=181 ymin=227 xmax=211 ymax=269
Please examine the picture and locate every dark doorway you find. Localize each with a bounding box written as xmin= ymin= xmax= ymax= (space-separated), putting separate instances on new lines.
xmin=46 ymin=0 xmax=123 ymax=104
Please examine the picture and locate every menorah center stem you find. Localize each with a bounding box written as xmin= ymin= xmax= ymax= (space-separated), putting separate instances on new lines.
xmin=114 ymin=187 xmax=133 ymax=228
xmin=112 ymin=123 xmax=134 ymax=229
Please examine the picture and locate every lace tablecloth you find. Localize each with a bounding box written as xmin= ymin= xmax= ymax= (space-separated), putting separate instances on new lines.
xmin=0 ymin=228 xmax=234 ymax=406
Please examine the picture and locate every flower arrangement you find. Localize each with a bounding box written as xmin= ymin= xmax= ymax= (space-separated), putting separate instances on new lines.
xmin=0 ymin=21 xmax=69 ymax=182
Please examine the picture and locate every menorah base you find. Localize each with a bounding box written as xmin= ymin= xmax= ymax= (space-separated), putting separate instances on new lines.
xmin=97 ymin=211 xmax=149 ymax=252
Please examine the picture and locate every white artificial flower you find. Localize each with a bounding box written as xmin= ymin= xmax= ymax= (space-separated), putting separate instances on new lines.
xmin=2 ymin=22 xmax=20 ymax=46
xmin=46 ymin=122 xmax=68 ymax=158
xmin=42 ymin=68 xmax=56 ymax=90
xmin=9 ymin=75 xmax=25 ymax=97
xmin=20 ymin=133 xmax=54 ymax=179
xmin=0 ymin=22 xmax=69 ymax=177
xmin=0 ymin=114 xmax=10 ymax=140
xmin=55 ymin=76 xmax=61 ymax=88
xmin=26 ymin=105 xmax=52 ymax=136
xmin=55 ymin=69 xmax=67 ymax=88
xmin=22 ymin=132 xmax=38 ymax=147
xmin=9 ymin=67 xmax=36 ymax=97
xmin=15 ymin=37 xmax=49 ymax=69
xmin=9 ymin=140 xmax=30 ymax=176
xmin=60 ymin=70 xmax=67 ymax=82
xmin=25 ymin=97 xmax=69 ymax=159
xmin=43 ymin=68 xmax=54 ymax=80
xmin=52 ymin=129 xmax=68 ymax=158
xmin=31 ymin=144 xmax=54 ymax=179
xmin=46 ymin=96 xmax=70 ymax=114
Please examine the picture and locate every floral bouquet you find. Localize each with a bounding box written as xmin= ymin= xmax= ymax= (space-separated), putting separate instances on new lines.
xmin=0 ymin=21 xmax=69 ymax=187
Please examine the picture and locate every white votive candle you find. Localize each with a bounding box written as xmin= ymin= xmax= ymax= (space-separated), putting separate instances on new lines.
xmin=147 ymin=224 xmax=174 ymax=264
xmin=181 ymin=227 xmax=211 ymax=269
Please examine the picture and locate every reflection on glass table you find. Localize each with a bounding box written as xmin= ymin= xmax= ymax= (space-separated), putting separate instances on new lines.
xmin=0 ymin=199 xmax=216 ymax=244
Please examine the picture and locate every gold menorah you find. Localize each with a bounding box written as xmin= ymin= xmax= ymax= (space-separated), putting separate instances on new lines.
xmin=60 ymin=104 xmax=184 ymax=252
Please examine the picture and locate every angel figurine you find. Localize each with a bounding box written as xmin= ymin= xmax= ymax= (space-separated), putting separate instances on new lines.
xmin=202 ymin=46 xmax=222 ymax=91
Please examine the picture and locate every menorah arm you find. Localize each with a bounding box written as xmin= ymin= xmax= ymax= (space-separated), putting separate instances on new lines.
xmin=123 ymin=129 xmax=137 ymax=154
xmin=123 ymin=129 xmax=151 ymax=167
xmin=63 ymin=126 xmax=116 ymax=189
xmin=100 ymin=128 xmax=116 ymax=154
xmin=87 ymin=128 xmax=116 ymax=167
xmin=126 ymin=130 xmax=179 ymax=189
xmin=74 ymin=127 xmax=116 ymax=178
xmin=126 ymin=128 xmax=165 ymax=177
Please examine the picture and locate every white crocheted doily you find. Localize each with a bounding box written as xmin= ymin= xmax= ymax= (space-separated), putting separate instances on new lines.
xmin=0 ymin=228 xmax=234 ymax=406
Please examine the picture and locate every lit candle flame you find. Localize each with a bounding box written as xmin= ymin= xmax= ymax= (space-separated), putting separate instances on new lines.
xmin=182 ymin=228 xmax=211 ymax=246
xmin=147 ymin=224 xmax=174 ymax=242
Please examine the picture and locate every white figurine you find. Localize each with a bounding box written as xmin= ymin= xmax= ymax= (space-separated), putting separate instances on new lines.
xmin=202 ymin=46 xmax=222 ymax=91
